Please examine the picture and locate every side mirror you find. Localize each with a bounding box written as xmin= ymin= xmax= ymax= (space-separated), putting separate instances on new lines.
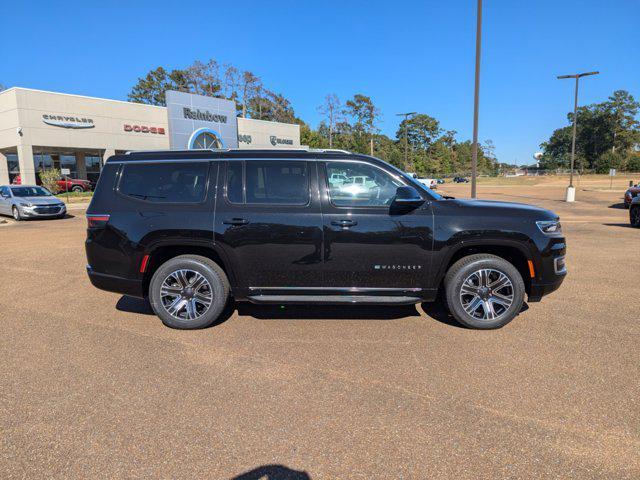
xmin=393 ymin=186 xmax=425 ymax=207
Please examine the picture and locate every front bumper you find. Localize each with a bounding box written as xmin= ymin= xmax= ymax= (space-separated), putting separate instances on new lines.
xmin=19 ymin=204 xmax=66 ymax=217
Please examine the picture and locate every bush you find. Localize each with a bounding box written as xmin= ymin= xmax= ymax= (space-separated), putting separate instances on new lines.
xmin=38 ymin=168 xmax=61 ymax=194
xmin=595 ymin=151 xmax=626 ymax=174
xmin=626 ymin=153 xmax=640 ymax=173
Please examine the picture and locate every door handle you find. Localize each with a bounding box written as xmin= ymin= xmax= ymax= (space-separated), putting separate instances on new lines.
xmin=223 ymin=218 xmax=249 ymax=226
xmin=331 ymin=219 xmax=358 ymax=228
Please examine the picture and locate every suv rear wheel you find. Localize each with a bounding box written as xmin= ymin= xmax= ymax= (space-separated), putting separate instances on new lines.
xmin=631 ymin=205 xmax=640 ymax=227
xmin=149 ymin=254 xmax=229 ymax=329
xmin=444 ymin=254 xmax=525 ymax=329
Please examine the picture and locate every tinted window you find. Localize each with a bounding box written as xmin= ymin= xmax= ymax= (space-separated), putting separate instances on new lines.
xmin=326 ymin=162 xmax=403 ymax=207
xmin=119 ymin=162 xmax=208 ymax=203
xmin=245 ymin=161 xmax=309 ymax=205
xmin=0 ymin=186 xmax=10 ymax=197
xmin=226 ymin=162 xmax=243 ymax=204
xmin=11 ymin=186 xmax=52 ymax=197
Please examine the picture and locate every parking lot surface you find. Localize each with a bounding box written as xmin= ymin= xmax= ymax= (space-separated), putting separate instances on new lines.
xmin=1 ymin=182 xmax=638 ymax=479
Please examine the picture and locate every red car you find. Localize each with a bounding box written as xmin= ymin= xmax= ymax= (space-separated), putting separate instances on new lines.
xmin=12 ymin=175 xmax=92 ymax=192
xmin=624 ymin=184 xmax=640 ymax=208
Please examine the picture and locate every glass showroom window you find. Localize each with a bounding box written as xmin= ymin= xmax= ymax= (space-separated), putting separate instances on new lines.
xmin=85 ymin=155 xmax=102 ymax=183
xmin=6 ymin=153 xmax=20 ymax=183
xmin=59 ymin=154 xmax=77 ymax=177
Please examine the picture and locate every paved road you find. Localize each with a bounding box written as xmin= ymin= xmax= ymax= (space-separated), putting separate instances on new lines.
xmin=1 ymin=186 xmax=638 ymax=479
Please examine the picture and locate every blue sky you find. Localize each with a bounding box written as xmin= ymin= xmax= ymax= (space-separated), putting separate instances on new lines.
xmin=1 ymin=0 xmax=638 ymax=164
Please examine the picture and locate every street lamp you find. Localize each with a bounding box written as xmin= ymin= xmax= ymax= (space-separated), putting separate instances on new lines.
xmin=557 ymin=71 xmax=599 ymax=202
xmin=396 ymin=112 xmax=416 ymax=170
xmin=470 ymin=0 xmax=483 ymax=199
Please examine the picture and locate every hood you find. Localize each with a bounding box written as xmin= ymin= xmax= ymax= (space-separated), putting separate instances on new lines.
xmin=17 ymin=196 xmax=64 ymax=206
xmin=451 ymin=198 xmax=558 ymax=220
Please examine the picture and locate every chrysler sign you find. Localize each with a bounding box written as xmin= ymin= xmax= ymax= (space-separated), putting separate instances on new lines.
xmin=42 ymin=114 xmax=94 ymax=129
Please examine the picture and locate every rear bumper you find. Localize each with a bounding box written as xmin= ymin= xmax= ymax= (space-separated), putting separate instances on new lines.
xmin=86 ymin=266 xmax=144 ymax=298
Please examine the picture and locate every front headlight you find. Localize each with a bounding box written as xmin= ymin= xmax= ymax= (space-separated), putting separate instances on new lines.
xmin=19 ymin=202 xmax=33 ymax=207
xmin=536 ymin=220 xmax=563 ymax=236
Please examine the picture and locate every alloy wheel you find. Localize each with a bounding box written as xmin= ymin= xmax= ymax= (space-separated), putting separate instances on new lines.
xmin=160 ymin=269 xmax=213 ymax=321
xmin=459 ymin=268 xmax=514 ymax=321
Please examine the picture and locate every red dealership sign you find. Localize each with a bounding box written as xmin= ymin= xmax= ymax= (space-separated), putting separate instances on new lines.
xmin=124 ymin=124 xmax=166 ymax=134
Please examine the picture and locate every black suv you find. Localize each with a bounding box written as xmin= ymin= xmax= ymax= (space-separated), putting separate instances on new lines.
xmin=85 ymin=149 xmax=566 ymax=329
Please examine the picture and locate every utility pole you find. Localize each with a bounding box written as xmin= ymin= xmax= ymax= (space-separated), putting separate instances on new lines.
xmin=396 ymin=112 xmax=416 ymax=170
xmin=557 ymin=71 xmax=599 ymax=202
xmin=470 ymin=0 xmax=482 ymax=199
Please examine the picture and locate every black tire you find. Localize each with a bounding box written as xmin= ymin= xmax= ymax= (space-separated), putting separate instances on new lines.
xmin=12 ymin=206 xmax=21 ymax=221
xmin=444 ymin=254 xmax=525 ymax=329
xmin=630 ymin=206 xmax=640 ymax=228
xmin=71 ymin=185 xmax=84 ymax=193
xmin=149 ymin=254 xmax=229 ymax=329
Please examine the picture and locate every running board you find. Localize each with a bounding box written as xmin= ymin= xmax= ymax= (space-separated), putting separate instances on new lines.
xmin=247 ymin=295 xmax=422 ymax=305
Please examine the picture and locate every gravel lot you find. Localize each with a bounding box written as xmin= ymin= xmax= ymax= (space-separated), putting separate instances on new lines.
xmin=1 ymin=183 xmax=638 ymax=479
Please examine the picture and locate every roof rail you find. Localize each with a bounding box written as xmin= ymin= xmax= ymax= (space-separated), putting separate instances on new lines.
xmin=124 ymin=148 xmax=230 ymax=155
xmin=306 ymin=148 xmax=352 ymax=154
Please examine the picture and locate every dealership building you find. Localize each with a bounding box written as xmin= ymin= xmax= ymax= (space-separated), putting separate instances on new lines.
xmin=0 ymin=87 xmax=301 ymax=185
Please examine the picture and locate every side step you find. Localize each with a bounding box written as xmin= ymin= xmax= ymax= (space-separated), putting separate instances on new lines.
xmin=247 ymin=295 xmax=422 ymax=305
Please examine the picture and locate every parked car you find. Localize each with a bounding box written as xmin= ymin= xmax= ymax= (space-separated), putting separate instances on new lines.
xmin=13 ymin=174 xmax=93 ymax=192
xmin=0 ymin=185 xmax=66 ymax=220
xmin=436 ymin=178 xmax=445 ymax=184
xmin=630 ymin=196 xmax=640 ymax=227
xmin=453 ymin=176 xmax=470 ymax=183
xmin=86 ymin=149 xmax=566 ymax=330
xmin=624 ymin=184 xmax=640 ymax=208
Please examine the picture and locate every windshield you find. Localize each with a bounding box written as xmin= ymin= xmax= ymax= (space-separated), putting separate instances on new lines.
xmin=10 ymin=186 xmax=52 ymax=197
xmin=385 ymin=163 xmax=443 ymax=200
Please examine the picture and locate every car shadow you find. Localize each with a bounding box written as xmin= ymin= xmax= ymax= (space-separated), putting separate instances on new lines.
xmin=115 ymin=295 xmax=237 ymax=327
xmin=603 ymin=222 xmax=635 ymax=229
xmin=608 ymin=202 xmax=627 ymax=209
xmin=421 ymin=300 xmax=530 ymax=329
xmin=230 ymin=465 xmax=310 ymax=480
xmin=236 ymin=302 xmax=420 ymax=320
xmin=116 ymin=295 xmax=420 ymax=322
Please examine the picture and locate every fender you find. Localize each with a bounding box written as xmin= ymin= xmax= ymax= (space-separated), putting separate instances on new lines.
xmin=431 ymin=232 xmax=538 ymax=288
xmin=140 ymin=237 xmax=239 ymax=292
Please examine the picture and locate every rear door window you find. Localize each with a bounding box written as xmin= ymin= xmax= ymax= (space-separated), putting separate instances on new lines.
xmin=119 ymin=162 xmax=208 ymax=203
xmin=226 ymin=160 xmax=309 ymax=205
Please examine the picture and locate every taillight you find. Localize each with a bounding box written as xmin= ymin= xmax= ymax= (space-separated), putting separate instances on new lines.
xmin=87 ymin=214 xmax=110 ymax=228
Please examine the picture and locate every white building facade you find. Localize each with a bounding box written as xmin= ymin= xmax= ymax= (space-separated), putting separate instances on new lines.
xmin=0 ymin=88 xmax=302 ymax=185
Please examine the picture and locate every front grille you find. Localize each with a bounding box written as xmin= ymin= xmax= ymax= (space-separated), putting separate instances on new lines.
xmin=33 ymin=206 xmax=61 ymax=214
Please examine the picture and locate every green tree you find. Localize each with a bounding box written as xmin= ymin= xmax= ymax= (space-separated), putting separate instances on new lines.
xmin=396 ymin=114 xmax=441 ymax=150
xmin=540 ymin=89 xmax=640 ymax=171
xmin=128 ymin=67 xmax=190 ymax=106
xmin=345 ymin=94 xmax=380 ymax=155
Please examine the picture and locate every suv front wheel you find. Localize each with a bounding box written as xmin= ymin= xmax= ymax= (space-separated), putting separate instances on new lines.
xmin=444 ymin=254 xmax=525 ymax=329
xmin=149 ymin=255 xmax=229 ymax=329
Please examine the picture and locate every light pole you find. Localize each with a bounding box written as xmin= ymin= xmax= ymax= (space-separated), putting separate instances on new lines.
xmin=470 ymin=0 xmax=482 ymax=199
xmin=396 ymin=112 xmax=416 ymax=170
xmin=557 ymin=71 xmax=599 ymax=202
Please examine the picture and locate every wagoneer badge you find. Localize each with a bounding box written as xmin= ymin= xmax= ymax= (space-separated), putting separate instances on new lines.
xmin=42 ymin=114 xmax=95 ymax=129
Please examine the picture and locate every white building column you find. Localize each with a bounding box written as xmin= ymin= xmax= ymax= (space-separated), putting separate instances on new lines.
xmin=103 ymin=149 xmax=115 ymax=166
xmin=17 ymin=144 xmax=37 ymax=184
xmin=0 ymin=152 xmax=9 ymax=184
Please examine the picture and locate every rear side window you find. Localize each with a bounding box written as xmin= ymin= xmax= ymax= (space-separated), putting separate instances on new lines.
xmin=119 ymin=162 xmax=208 ymax=203
xmin=226 ymin=160 xmax=309 ymax=205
